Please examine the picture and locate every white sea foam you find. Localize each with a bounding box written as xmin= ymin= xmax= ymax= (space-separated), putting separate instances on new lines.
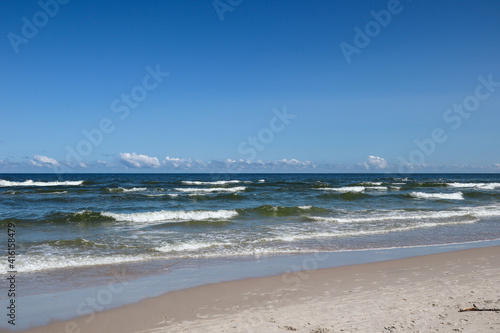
xmin=467 ymin=205 xmax=500 ymax=217
xmin=410 ymin=192 xmax=464 ymax=200
xmin=318 ymin=186 xmax=365 ymax=193
xmin=145 ymin=193 xmax=178 ymax=198
xmin=166 ymin=247 xmax=305 ymax=259
xmin=365 ymin=186 xmax=388 ymax=191
xmin=258 ymin=179 xmax=266 ymax=182
xmin=102 ymin=209 xmax=238 ymax=223
xmin=308 ymin=208 xmax=484 ymax=224
xmin=121 ymin=187 xmax=147 ymax=192
xmin=155 ymin=241 xmax=227 ymax=253
xmin=261 ymin=220 xmax=477 ymax=243
xmin=187 ymin=193 xmax=211 ymax=197
xmin=0 ymin=179 xmax=84 ymax=187
xmin=447 ymin=182 xmax=500 ymax=190
xmin=175 ymin=186 xmax=246 ymax=193
xmin=9 ymin=254 xmax=150 ymax=274
xmin=107 ymin=187 xmax=147 ymax=192
xmin=360 ymin=182 xmax=382 ymax=186
xmin=298 ymin=205 xmax=313 ymax=209
xmin=181 ymin=180 xmax=241 ymax=185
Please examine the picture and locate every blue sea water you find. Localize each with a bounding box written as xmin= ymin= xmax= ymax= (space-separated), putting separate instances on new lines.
xmin=1 ymin=173 xmax=500 ymax=276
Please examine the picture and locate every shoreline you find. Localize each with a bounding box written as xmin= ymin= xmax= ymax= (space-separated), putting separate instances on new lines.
xmin=6 ymin=242 xmax=500 ymax=332
xmin=15 ymin=238 xmax=500 ymax=297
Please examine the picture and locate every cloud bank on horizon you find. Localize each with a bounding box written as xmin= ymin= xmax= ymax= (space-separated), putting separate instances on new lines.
xmin=1 ymin=153 xmax=499 ymax=173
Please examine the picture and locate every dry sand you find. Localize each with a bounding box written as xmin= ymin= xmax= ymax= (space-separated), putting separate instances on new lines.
xmin=16 ymin=246 xmax=500 ymax=333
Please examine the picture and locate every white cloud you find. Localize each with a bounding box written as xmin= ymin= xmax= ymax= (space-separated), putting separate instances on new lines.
xmin=119 ymin=152 xmax=160 ymax=168
xmin=363 ymin=155 xmax=388 ymax=170
xmin=160 ymin=157 xmax=316 ymax=171
xmin=164 ymin=156 xmax=192 ymax=168
xmin=165 ymin=156 xmax=184 ymax=162
xmin=221 ymin=158 xmax=315 ymax=171
xmin=31 ymin=155 xmax=60 ymax=167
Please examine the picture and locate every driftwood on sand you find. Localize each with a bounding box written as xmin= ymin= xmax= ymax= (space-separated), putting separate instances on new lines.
xmin=459 ymin=304 xmax=500 ymax=312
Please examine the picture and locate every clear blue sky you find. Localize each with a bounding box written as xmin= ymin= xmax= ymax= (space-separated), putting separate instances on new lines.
xmin=1 ymin=0 xmax=499 ymax=172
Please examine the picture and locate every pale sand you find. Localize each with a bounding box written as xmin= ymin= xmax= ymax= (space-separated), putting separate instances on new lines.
xmin=17 ymin=246 xmax=500 ymax=333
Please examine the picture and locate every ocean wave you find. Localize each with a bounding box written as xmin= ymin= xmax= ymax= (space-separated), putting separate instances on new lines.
xmin=467 ymin=205 xmax=500 ymax=217
xmin=410 ymin=192 xmax=464 ymax=200
xmin=358 ymin=182 xmax=383 ymax=186
xmin=9 ymin=254 xmax=150 ymax=273
xmin=41 ymin=190 xmax=68 ymax=195
xmin=309 ymin=210 xmax=459 ymax=223
xmin=303 ymin=204 xmax=500 ymax=224
xmin=8 ymin=247 xmax=311 ymax=273
xmin=105 ymin=187 xmax=147 ymax=193
xmin=121 ymin=187 xmax=146 ymax=192
xmin=174 ymin=186 xmax=246 ymax=193
xmin=319 ymin=192 xmax=370 ymax=201
xmin=46 ymin=211 xmax=116 ymax=224
xmin=45 ymin=238 xmax=109 ymax=249
xmin=447 ymin=182 xmax=500 ymax=190
xmin=155 ymin=241 xmax=228 ymax=253
xmin=364 ymin=186 xmax=388 ymax=191
xmin=181 ymin=180 xmax=242 ymax=185
xmin=144 ymin=192 xmax=243 ymax=201
xmin=145 ymin=193 xmax=179 ymax=198
xmin=0 ymin=179 xmax=84 ymax=187
xmin=102 ymin=209 xmax=239 ymax=223
xmin=405 ymin=182 xmax=448 ymax=188
xmin=318 ymin=186 xmax=365 ymax=193
xmin=260 ymin=220 xmax=477 ymax=243
xmin=463 ymin=192 xmax=500 ymax=200
xmin=307 ymin=205 xmax=500 ymax=224
xmin=240 ymin=205 xmax=330 ymax=217
xmin=187 ymin=192 xmax=212 ymax=197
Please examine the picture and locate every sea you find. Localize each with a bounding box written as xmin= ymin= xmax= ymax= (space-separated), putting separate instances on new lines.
xmin=2 ymin=173 xmax=500 ymax=329
xmin=2 ymin=173 xmax=500 ymax=279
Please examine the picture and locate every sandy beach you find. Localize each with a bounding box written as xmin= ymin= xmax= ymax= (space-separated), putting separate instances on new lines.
xmin=14 ymin=245 xmax=499 ymax=333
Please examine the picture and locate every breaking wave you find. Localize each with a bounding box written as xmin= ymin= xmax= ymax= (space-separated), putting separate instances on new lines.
xmin=174 ymin=186 xmax=246 ymax=193
xmin=0 ymin=179 xmax=84 ymax=187
xmin=102 ymin=209 xmax=239 ymax=223
xmin=181 ymin=180 xmax=242 ymax=185
xmin=447 ymin=182 xmax=500 ymax=190
xmin=409 ymin=192 xmax=464 ymax=200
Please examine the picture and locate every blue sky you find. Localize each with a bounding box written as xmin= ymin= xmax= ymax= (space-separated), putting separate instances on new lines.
xmin=1 ymin=0 xmax=499 ymax=173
